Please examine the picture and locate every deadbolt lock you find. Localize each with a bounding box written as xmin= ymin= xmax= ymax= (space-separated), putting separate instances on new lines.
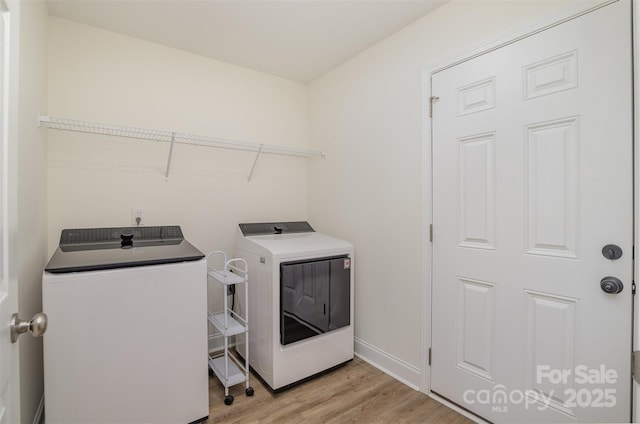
xmin=602 ymin=244 xmax=623 ymax=260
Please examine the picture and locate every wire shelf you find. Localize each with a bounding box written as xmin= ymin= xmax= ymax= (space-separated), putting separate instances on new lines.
xmin=39 ymin=114 xmax=326 ymax=180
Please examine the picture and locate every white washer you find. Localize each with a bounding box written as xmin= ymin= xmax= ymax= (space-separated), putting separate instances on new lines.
xmin=43 ymin=226 xmax=209 ymax=424
xmin=235 ymin=222 xmax=354 ymax=391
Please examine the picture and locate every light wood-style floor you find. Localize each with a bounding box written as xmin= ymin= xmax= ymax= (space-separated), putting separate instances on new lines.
xmin=205 ymin=357 xmax=473 ymax=423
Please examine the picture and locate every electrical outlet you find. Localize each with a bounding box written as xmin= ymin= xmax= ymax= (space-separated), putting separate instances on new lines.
xmin=132 ymin=208 xmax=144 ymax=226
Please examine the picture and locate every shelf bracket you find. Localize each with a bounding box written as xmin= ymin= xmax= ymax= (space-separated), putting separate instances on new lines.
xmin=247 ymin=144 xmax=263 ymax=182
xmin=38 ymin=114 xmax=50 ymax=128
xmin=165 ymin=132 xmax=176 ymax=180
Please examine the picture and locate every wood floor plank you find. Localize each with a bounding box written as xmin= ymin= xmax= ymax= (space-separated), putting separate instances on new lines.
xmin=205 ymin=357 xmax=473 ymax=423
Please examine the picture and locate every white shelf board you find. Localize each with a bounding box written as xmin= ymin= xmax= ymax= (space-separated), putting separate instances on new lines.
xmin=208 ymin=312 xmax=246 ymax=336
xmin=207 ymin=269 xmax=245 ymax=286
xmin=209 ymin=356 xmax=246 ymax=388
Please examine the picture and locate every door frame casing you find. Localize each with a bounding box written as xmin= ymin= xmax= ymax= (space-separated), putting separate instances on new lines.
xmin=632 ymin=0 xmax=640 ymax=421
xmin=420 ymin=0 xmax=635 ymax=421
xmin=0 ymin=0 xmax=20 ymax=423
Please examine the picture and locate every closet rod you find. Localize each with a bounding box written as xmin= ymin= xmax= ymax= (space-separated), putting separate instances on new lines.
xmin=38 ymin=115 xmax=327 ymax=159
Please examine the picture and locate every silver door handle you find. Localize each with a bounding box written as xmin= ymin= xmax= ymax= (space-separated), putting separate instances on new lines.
xmin=10 ymin=312 xmax=47 ymax=343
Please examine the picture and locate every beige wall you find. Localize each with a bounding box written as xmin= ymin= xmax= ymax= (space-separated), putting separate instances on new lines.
xmin=12 ymin=0 xmax=49 ymax=422
xmin=47 ymin=17 xmax=310 ymax=259
xmin=308 ymin=0 xmax=571 ymax=375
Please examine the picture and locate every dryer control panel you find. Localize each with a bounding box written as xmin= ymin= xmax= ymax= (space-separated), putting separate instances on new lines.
xmin=239 ymin=221 xmax=315 ymax=236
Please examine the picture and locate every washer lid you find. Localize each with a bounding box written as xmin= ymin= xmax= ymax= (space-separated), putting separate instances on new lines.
xmin=45 ymin=226 xmax=204 ymax=273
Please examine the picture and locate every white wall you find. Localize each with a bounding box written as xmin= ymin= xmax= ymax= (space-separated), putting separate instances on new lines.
xmin=308 ymin=0 xmax=570 ymax=384
xmin=47 ymin=17 xmax=310 ymax=260
xmin=11 ymin=0 xmax=49 ymax=422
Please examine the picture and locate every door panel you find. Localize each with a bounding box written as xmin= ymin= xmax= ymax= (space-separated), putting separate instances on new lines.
xmin=458 ymin=133 xmax=495 ymax=250
xmin=431 ymin=1 xmax=632 ymax=422
xmin=525 ymin=117 xmax=579 ymax=258
xmin=457 ymin=278 xmax=495 ymax=380
xmin=523 ymin=290 xmax=577 ymax=416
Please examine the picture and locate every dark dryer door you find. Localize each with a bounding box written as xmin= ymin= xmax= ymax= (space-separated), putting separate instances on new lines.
xmin=328 ymin=257 xmax=350 ymax=330
xmin=280 ymin=256 xmax=351 ymax=345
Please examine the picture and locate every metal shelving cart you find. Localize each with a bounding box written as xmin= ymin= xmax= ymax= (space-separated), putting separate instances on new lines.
xmin=206 ymin=251 xmax=253 ymax=405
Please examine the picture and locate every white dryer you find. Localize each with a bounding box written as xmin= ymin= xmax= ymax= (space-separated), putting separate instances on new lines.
xmin=235 ymin=221 xmax=354 ymax=391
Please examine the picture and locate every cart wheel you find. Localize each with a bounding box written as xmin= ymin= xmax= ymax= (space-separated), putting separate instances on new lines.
xmin=208 ymin=368 xmax=213 ymax=376
xmin=246 ymin=387 xmax=254 ymax=397
xmin=224 ymin=395 xmax=234 ymax=405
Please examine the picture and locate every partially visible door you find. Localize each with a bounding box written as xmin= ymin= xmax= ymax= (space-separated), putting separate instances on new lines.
xmin=0 ymin=2 xmax=18 ymax=423
xmin=431 ymin=1 xmax=633 ymax=422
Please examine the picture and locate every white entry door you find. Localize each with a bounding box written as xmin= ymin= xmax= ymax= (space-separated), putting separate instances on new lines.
xmin=431 ymin=1 xmax=633 ymax=423
xmin=0 ymin=3 xmax=17 ymax=423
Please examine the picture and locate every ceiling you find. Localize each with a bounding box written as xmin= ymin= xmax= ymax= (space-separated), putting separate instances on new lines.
xmin=46 ymin=0 xmax=448 ymax=83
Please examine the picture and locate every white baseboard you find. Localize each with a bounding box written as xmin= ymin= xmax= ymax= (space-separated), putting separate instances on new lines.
xmin=33 ymin=394 xmax=44 ymax=424
xmin=354 ymin=337 xmax=421 ymax=390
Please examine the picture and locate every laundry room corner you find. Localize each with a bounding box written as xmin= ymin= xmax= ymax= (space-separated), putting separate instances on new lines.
xmin=45 ymin=16 xmax=311 ymax=265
